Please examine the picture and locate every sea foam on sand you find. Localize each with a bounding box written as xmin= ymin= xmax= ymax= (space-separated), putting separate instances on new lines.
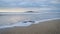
xmin=0 ymin=18 xmax=60 ymax=29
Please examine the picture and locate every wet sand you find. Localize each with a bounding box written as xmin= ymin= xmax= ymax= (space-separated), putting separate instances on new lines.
xmin=0 ymin=19 xmax=60 ymax=34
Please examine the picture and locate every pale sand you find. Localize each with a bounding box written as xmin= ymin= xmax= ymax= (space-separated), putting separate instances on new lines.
xmin=0 ymin=19 xmax=60 ymax=34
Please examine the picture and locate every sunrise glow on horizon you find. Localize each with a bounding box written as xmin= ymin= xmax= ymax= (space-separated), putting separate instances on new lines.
xmin=0 ymin=8 xmax=36 ymax=12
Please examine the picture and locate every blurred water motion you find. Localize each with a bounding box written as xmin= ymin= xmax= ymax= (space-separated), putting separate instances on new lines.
xmin=0 ymin=11 xmax=60 ymax=27
xmin=0 ymin=0 xmax=60 ymax=28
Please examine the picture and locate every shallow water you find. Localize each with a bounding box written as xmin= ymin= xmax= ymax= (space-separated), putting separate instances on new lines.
xmin=0 ymin=11 xmax=60 ymax=28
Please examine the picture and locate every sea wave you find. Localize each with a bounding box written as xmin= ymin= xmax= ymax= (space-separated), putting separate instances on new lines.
xmin=0 ymin=18 xmax=60 ymax=29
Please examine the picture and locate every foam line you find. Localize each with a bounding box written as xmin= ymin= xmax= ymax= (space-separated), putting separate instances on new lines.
xmin=0 ymin=18 xmax=60 ymax=29
xmin=34 ymin=18 xmax=60 ymax=24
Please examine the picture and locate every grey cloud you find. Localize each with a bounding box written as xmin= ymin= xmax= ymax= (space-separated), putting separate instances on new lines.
xmin=0 ymin=0 xmax=60 ymax=8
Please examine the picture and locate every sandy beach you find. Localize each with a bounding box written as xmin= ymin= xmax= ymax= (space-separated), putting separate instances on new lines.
xmin=0 ymin=19 xmax=60 ymax=34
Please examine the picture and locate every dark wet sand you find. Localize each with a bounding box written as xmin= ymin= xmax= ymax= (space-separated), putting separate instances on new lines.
xmin=0 ymin=19 xmax=60 ymax=34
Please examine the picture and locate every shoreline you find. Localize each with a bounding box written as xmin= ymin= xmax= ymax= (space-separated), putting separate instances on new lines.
xmin=0 ymin=18 xmax=60 ymax=29
xmin=0 ymin=19 xmax=60 ymax=34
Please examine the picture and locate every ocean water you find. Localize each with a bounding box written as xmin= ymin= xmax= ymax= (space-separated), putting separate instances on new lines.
xmin=0 ymin=0 xmax=60 ymax=29
xmin=0 ymin=11 xmax=60 ymax=29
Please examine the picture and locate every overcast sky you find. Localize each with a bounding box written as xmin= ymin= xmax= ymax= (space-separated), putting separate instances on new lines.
xmin=0 ymin=0 xmax=60 ymax=8
xmin=0 ymin=0 xmax=60 ymax=12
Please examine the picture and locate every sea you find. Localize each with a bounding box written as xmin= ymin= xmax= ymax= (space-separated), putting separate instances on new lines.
xmin=0 ymin=10 xmax=60 ymax=29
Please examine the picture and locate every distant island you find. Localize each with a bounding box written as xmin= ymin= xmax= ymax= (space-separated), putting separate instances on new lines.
xmin=25 ymin=11 xmax=35 ymax=13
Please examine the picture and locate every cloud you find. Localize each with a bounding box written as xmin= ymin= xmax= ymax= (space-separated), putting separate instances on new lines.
xmin=0 ymin=0 xmax=60 ymax=8
xmin=50 ymin=0 xmax=60 ymax=4
xmin=0 ymin=0 xmax=48 ymax=7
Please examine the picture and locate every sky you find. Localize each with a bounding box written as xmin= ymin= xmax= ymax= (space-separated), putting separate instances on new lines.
xmin=0 ymin=0 xmax=60 ymax=12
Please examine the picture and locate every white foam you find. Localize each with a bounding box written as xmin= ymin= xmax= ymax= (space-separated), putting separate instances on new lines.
xmin=34 ymin=18 xmax=60 ymax=24
xmin=0 ymin=18 xmax=60 ymax=29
